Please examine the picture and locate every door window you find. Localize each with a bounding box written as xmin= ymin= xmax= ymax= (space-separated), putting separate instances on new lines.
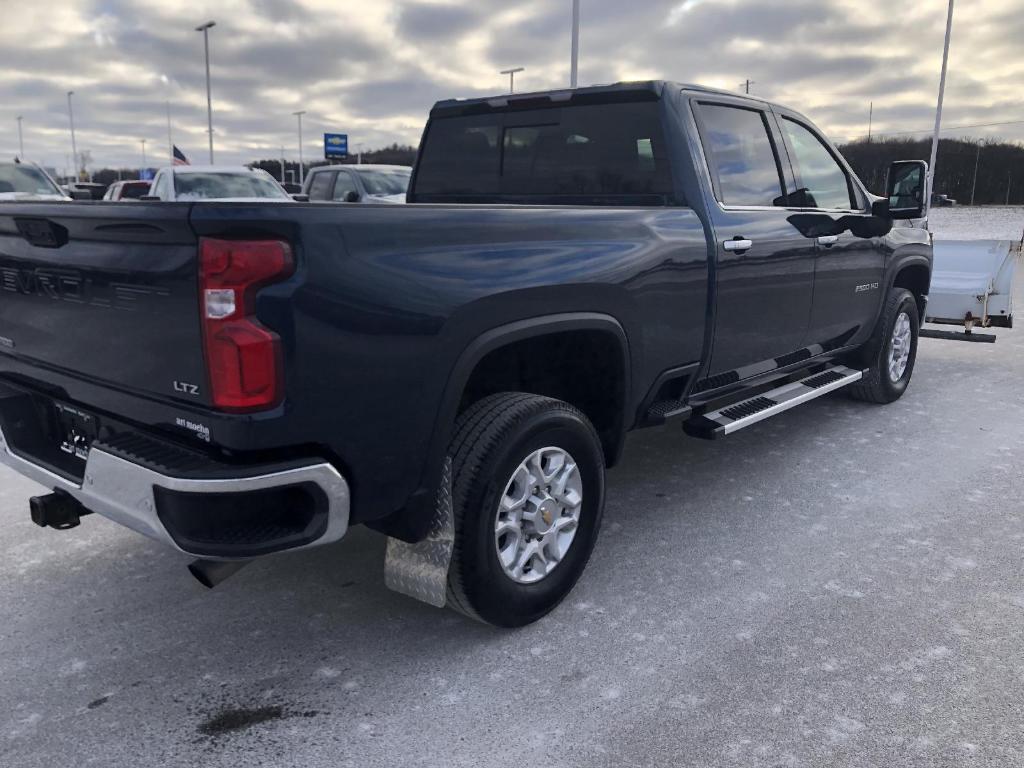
xmin=307 ymin=171 xmax=335 ymax=201
xmin=332 ymin=171 xmax=359 ymax=201
xmin=780 ymin=118 xmax=855 ymax=210
xmin=698 ymin=104 xmax=785 ymax=207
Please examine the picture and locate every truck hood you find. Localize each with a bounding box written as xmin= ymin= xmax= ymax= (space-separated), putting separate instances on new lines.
xmin=0 ymin=192 xmax=70 ymax=202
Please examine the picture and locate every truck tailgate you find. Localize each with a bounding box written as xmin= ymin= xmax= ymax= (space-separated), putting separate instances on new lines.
xmin=0 ymin=202 xmax=211 ymax=406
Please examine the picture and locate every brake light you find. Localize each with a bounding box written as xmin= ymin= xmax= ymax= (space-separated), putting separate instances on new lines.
xmin=198 ymin=238 xmax=294 ymax=411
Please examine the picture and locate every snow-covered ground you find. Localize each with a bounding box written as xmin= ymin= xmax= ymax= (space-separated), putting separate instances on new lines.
xmin=929 ymin=205 xmax=1024 ymax=241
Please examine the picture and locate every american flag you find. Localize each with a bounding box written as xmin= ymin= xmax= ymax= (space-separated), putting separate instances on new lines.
xmin=172 ymin=145 xmax=190 ymax=166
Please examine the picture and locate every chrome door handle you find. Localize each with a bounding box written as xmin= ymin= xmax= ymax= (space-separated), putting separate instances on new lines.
xmin=817 ymin=235 xmax=839 ymax=246
xmin=723 ymin=238 xmax=753 ymax=252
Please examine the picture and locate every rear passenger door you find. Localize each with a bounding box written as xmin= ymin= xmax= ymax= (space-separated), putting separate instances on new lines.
xmin=693 ymin=98 xmax=818 ymax=378
xmin=307 ymin=171 xmax=336 ymax=201
xmin=773 ymin=111 xmax=885 ymax=349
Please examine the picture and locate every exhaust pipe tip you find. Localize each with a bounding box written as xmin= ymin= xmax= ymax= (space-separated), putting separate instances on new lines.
xmin=188 ymin=558 xmax=251 ymax=589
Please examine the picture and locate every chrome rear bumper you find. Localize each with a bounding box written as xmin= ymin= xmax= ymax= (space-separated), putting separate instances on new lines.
xmin=0 ymin=426 xmax=350 ymax=559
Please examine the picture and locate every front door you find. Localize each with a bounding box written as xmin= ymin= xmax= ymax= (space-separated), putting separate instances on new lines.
xmin=774 ymin=113 xmax=886 ymax=349
xmin=694 ymin=99 xmax=818 ymax=378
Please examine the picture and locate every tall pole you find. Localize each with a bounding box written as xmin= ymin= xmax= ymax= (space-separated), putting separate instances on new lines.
xmin=16 ymin=116 xmax=23 ymax=158
xmin=141 ymin=139 xmax=147 ymax=172
xmin=570 ymin=0 xmax=580 ymax=88
xmin=927 ymin=0 xmax=955 ymax=217
xmin=745 ymin=79 xmax=751 ymax=94
xmin=166 ymin=100 xmax=173 ymax=164
xmin=67 ymin=91 xmax=78 ymax=181
xmin=970 ymin=142 xmax=980 ymax=206
xmin=500 ymin=67 xmax=524 ymax=94
xmin=280 ymin=146 xmax=286 ymax=183
xmin=196 ymin=21 xmax=216 ymax=164
xmin=867 ymin=101 xmax=873 ymax=142
xmin=293 ymin=110 xmax=306 ymax=186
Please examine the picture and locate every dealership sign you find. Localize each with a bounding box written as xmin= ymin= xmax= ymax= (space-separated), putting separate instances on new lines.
xmin=324 ymin=133 xmax=349 ymax=158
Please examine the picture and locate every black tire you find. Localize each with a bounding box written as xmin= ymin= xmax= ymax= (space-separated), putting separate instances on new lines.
xmin=445 ymin=393 xmax=606 ymax=627
xmin=848 ymin=287 xmax=920 ymax=404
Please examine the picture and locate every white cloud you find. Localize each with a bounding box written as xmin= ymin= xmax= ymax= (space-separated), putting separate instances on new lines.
xmin=0 ymin=0 xmax=1019 ymax=171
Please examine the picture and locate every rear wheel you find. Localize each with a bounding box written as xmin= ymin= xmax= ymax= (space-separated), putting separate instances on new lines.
xmin=446 ymin=393 xmax=605 ymax=627
xmin=848 ymin=287 xmax=920 ymax=404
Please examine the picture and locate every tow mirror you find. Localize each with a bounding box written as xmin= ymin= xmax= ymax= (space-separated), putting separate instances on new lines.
xmin=344 ymin=190 xmax=360 ymax=203
xmin=291 ymin=193 xmax=309 ymax=202
xmin=880 ymin=160 xmax=927 ymax=220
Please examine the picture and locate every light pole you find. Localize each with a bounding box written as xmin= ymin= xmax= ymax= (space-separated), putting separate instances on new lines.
xmin=970 ymin=141 xmax=981 ymax=206
xmin=67 ymin=91 xmax=78 ymax=181
xmin=293 ymin=110 xmax=306 ymax=186
xmin=570 ymin=0 xmax=580 ymax=88
xmin=926 ymin=0 xmax=955 ymax=216
xmin=166 ymin=100 xmax=173 ymax=164
xmin=141 ymin=139 xmax=147 ymax=173
xmin=195 ymin=20 xmax=216 ymax=163
xmin=16 ymin=116 xmax=23 ymax=158
xmin=500 ymin=67 xmax=524 ymax=94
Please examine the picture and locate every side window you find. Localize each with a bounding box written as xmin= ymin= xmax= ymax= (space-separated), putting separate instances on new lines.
xmin=307 ymin=171 xmax=335 ymax=201
xmin=697 ymin=104 xmax=784 ymax=207
xmin=332 ymin=171 xmax=359 ymax=201
xmin=780 ymin=118 xmax=855 ymax=210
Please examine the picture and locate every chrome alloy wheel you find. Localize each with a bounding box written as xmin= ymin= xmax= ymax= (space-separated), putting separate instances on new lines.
xmin=494 ymin=447 xmax=583 ymax=584
xmin=888 ymin=311 xmax=912 ymax=382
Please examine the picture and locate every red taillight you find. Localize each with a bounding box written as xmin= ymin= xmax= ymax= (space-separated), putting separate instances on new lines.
xmin=198 ymin=238 xmax=294 ymax=411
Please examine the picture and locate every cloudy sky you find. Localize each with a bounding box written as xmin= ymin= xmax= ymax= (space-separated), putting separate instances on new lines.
xmin=1 ymin=0 xmax=1021 ymax=173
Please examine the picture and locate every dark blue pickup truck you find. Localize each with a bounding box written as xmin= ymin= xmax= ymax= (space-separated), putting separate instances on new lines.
xmin=0 ymin=82 xmax=931 ymax=626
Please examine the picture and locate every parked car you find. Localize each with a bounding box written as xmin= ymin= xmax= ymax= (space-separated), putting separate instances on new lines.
xmin=66 ymin=182 xmax=109 ymax=200
xmin=303 ymin=164 xmax=411 ymax=203
xmin=146 ymin=165 xmax=295 ymax=202
xmin=0 ymin=160 xmax=73 ymax=201
xmin=103 ymin=180 xmax=152 ymax=201
xmin=0 ymin=81 xmax=931 ymax=627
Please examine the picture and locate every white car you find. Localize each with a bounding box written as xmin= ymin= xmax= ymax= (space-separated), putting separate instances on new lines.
xmin=0 ymin=160 xmax=72 ymax=201
xmin=147 ymin=165 xmax=295 ymax=202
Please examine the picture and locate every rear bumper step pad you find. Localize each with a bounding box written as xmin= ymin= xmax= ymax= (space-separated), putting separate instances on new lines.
xmin=683 ymin=365 xmax=864 ymax=439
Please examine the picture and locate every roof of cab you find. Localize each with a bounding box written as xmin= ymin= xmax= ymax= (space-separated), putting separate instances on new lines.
xmin=429 ymin=80 xmax=774 ymax=117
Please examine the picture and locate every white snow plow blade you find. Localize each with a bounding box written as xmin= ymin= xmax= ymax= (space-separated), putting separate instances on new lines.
xmin=926 ymin=238 xmax=1019 ymax=330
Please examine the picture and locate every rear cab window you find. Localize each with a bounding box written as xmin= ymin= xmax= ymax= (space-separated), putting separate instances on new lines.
xmin=307 ymin=171 xmax=335 ymax=201
xmin=412 ymin=99 xmax=676 ymax=205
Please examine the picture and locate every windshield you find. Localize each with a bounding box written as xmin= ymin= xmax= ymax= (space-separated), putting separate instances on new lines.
xmin=174 ymin=171 xmax=290 ymax=200
xmin=0 ymin=163 xmax=62 ymax=196
xmin=119 ymin=182 xmax=151 ymax=199
xmin=356 ymin=168 xmax=410 ymax=196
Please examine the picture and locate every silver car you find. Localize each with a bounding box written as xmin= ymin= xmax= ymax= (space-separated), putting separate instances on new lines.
xmin=303 ymin=164 xmax=411 ymax=204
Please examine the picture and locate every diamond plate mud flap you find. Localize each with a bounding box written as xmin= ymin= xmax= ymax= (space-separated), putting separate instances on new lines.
xmin=384 ymin=457 xmax=454 ymax=608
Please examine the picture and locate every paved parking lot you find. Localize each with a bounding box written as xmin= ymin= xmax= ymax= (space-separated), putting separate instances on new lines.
xmin=3 ymin=275 xmax=1023 ymax=767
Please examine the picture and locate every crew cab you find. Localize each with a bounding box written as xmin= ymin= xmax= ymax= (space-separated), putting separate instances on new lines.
xmin=0 ymin=82 xmax=931 ymax=627
xmin=302 ymin=163 xmax=411 ymax=204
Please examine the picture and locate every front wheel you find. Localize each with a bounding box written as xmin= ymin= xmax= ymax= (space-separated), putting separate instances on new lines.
xmin=848 ymin=287 xmax=920 ymax=404
xmin=446 ymin=393 xmax=606 ymax=627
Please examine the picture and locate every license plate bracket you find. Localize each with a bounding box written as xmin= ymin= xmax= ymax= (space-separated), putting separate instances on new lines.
xmin=54 ymin=403 xmax=98 ymax=463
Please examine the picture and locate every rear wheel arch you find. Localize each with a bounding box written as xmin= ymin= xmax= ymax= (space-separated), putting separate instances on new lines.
xmin=447 ymin=314 xmax=631 ymax=468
